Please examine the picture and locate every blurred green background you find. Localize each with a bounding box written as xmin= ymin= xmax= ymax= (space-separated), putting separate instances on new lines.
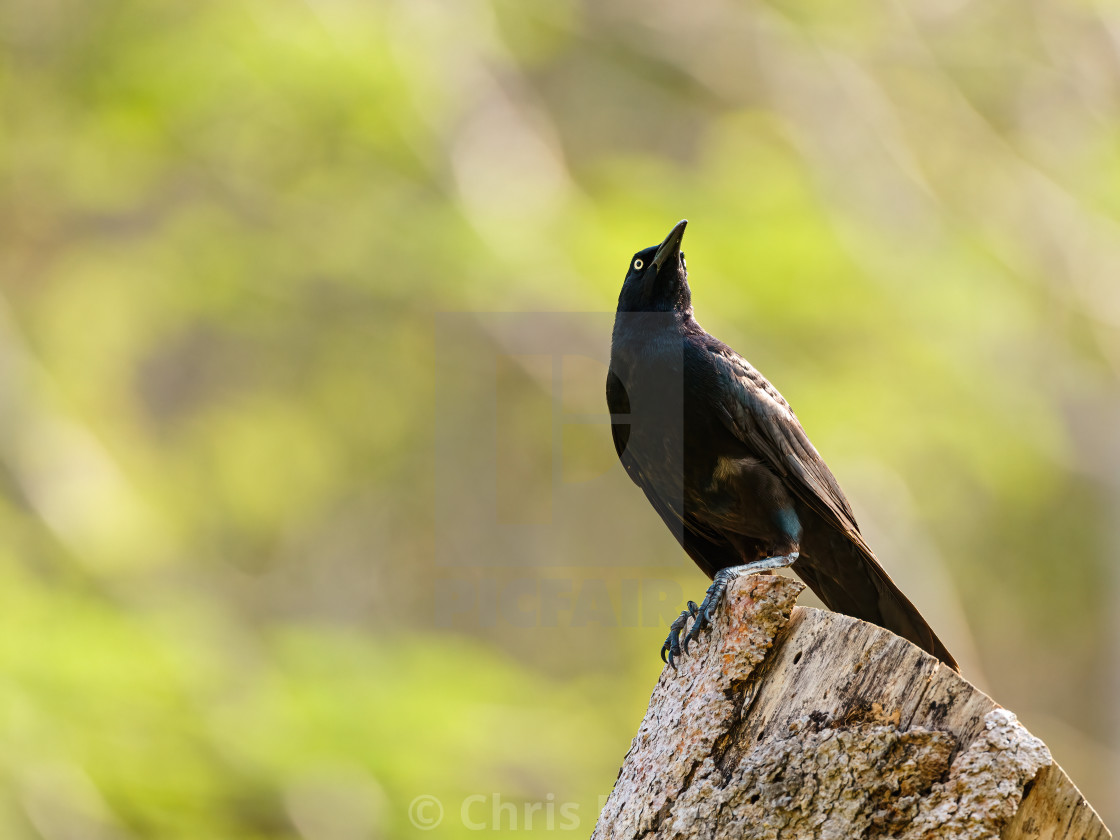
xmin=3 ymin=0 xmax=1119 ymax=836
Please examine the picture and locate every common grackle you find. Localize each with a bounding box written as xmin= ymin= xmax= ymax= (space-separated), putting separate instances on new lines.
xmin=607 ymin=220 xmax=958 ymax=671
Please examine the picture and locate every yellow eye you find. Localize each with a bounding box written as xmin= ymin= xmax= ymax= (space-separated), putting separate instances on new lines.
xmin=633 ymin=259 xmax=643 ymax=270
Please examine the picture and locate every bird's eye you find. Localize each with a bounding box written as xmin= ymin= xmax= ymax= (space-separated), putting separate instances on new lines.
xmin=633 ymin=259 xmax=643 ymax=270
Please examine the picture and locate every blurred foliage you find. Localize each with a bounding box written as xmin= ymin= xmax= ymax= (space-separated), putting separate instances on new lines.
xmin=3 ymin=0 xmax=1120 ymax=836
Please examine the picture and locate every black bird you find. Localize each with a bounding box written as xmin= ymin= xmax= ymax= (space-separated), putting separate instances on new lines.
xmin=607 ymin=220 xmax=958 ymax=671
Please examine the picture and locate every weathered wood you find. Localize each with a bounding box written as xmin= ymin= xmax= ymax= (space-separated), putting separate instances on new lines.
xmin=593 ymin=575 xmax=1111 ymax=840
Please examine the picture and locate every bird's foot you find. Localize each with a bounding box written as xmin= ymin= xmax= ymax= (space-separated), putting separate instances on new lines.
xmin=666 ymin=552 xmax=798 ymax=668
xmin=661 ymin=600 xmax=700 ymax=669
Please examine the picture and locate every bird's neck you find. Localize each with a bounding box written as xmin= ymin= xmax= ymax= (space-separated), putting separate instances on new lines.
xmin=610 ymin=308 xmax=699 ymax=376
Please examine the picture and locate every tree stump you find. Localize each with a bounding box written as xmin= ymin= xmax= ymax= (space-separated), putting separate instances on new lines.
xmin=592 ymin=575 xmax=1111 ymax=840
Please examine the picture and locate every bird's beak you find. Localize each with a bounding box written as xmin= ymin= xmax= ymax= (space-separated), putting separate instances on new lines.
xmin=652 ymin=219 xmax=687 ymax=271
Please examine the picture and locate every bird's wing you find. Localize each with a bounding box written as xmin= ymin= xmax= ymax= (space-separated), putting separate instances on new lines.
xmin=703 ymin=346 xmax=958 ymax=669
xmin=707 ymin=346 xmax=872 ymax=553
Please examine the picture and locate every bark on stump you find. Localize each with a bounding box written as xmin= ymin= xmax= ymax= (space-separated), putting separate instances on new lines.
xmin=592 ymin=575 xmax=1110 ymax=840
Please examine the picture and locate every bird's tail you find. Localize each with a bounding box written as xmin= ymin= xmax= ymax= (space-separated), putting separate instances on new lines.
xmin=797 ymin=535 xmax=959 ymax=671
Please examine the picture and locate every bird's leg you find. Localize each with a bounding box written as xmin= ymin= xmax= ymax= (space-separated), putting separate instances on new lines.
xmin=680 ymin=552 xmax=799 ymax=656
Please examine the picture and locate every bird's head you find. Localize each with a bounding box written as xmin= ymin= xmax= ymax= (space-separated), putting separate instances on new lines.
xmin=615 ymin=220 xmax=691 ymax=314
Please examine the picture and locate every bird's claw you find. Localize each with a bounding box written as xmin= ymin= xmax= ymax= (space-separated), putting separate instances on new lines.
xmin=660 ymin=601 xmax=703 ymax=668
xmin=682 ymin=583 xmax=721 ymax=654
xmin=661 ymin=576 xmax=731 ymax=668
